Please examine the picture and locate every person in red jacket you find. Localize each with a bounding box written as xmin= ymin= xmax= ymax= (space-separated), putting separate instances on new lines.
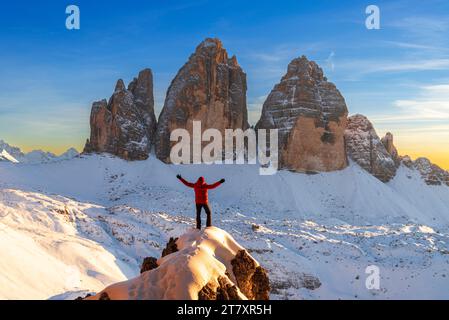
xmin=177 ymin=175 xmax=225 ymax=230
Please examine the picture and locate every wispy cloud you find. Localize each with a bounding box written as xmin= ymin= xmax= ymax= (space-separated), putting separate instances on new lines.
xmin=376 ymin=59 xmax=449 ymax=72
xmin=246 ymin=42 xmax=328 ymax=62
xmin=336 ymin=58 xmax=449 ymax=79
xmin=371 ymin=83 xmax=449 ymax=122
xmin=382 ymin=40 xmax=447 ymax=51
xmin=326 ymin=51 xmax=335 ymax=71
xmin=386 ymin=14 xmax=449 ymax=51
xmin=389 ymin=16 xmax=449 ymax=34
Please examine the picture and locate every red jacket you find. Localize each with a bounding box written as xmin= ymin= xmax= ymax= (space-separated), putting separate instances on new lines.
xmin=179 ymin=177 xmax=222 ymax=204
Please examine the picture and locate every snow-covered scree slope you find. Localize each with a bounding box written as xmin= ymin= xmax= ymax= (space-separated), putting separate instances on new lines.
xmin=1 ymin=154 xmax=449 ymax=299
xmin=87 ymin=227 xmax=267 ymax=300
xmin=0 ymin=150 xmax=19 ymax=163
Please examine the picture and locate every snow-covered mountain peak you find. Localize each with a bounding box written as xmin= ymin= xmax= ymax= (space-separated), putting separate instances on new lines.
xmin=0 ymin=140 xmax=79 ymax=164
xmin=0 ymin=149 xmax=20 ymax=163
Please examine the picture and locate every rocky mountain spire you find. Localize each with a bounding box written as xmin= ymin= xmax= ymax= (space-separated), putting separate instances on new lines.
xmin=256 ymin=56 xmax=348 ymax=172
xmin=84 ymin=69 xmax=157 ymax=160
xmin=381 ymin=132 xmax=400 ymax=166
xmin=345 ymin=114 xmax=397 ymax=182
xmin=155 ymin=38 xmax=249 ymax=163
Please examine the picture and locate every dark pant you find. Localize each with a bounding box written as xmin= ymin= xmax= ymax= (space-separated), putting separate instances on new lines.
xmin=196 ymin=203 xmax=212 ymax=229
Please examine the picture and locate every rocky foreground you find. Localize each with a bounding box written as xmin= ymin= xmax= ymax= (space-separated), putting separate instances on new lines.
xmin=84 ymin=227 xmax=269 ymax=300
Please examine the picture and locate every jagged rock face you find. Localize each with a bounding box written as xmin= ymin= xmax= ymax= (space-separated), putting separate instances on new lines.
xmin=230 ymin=250 xmax=270 ymax=300
xmin=155 ymin=38 xmax=249 ymax=163
xmin=198 ymin=276 xmax=241 ymax=300
xmin=84 ymin=69 xmax=157 ymax=160
xmin=161 ymin=237 xmax=178 ymax=257
xmin=198 ymin=249 xmax=270 ymax=301
xmin=381 ymin=132 xmax=400 ymax=166
xmin=140 ymin=257 xmax=158 ymax=274
xmin=256 ymin=56 xmax=348 ymax=172
xmin=345 ymin=114 xmax=397 ymax=182
xmin=403 ymin=156 xmax=449 ymax=186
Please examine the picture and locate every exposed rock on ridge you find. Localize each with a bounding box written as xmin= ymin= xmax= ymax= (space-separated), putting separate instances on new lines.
xmin=402 ymin=156 xmax=449 ymax=186
xmin=381 ymin=132 xmax=400 ymax=166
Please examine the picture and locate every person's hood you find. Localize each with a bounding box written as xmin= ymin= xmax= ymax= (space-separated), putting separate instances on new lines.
xmin=196 ymin=177 xmax=205 ymax=185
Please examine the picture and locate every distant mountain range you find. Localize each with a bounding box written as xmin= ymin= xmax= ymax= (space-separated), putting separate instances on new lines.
xmin=0 ymin=139 xmax=78 ymax=164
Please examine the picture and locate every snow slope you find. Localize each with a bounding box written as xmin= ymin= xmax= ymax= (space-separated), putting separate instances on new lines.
xmin=0 ymin=189 xmax=131 ymax=299
xmin=1 ymin=154 xmax=449 ymax=299
xmin=0 ymin=149 xmax=19 ymax=163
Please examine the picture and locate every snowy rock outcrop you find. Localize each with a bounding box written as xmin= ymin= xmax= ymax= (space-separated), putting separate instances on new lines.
xmin=155 ymin=38 xmax=249 ymax=163
xmin=345 ymin=114 xmax=397 ymax=182
xmin=256 ymin=56 xmax=348 ymax=173
xmin=87 ymin=227 xmax=270 ymax=300
xmin=84 ymin=69 xmax=157 ymax=161
xmin=0 ymin=140 xmax=24 ymax=161
xmin=402 ymin=156 xmax=449 ymax=186
xmin=0 ymin=149 xmax=19 ymax=163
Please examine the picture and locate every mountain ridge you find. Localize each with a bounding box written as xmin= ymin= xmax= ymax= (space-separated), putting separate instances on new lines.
xmin=0 ymin=139 xmax=79 ymax=164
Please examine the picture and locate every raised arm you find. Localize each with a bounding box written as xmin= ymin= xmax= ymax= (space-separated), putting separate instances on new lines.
xmin=177 ymin=175 xmax=194 ymax=188
xmin=206 ymin=179 xmax=225 ymax=190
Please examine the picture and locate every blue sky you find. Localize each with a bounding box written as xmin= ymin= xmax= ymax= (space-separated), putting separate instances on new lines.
xmin=0 ymin=0 xmax=449 ymax=168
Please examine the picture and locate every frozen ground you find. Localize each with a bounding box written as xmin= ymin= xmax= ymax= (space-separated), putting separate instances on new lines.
xmin=0 ymin=154 xmax=449 ymax=299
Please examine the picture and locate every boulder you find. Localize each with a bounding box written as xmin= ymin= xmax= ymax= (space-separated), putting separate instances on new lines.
xmin=140 ymin=257 xmax=158 ymax=274
xmin=161 ymin=237 xmax=178 ymax=257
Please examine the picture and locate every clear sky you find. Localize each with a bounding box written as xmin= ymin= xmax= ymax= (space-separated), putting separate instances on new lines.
xmin=0 ymin=0 xmax=448 ymax=169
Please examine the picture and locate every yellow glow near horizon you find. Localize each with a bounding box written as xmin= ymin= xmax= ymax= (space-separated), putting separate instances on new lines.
xmin=10 ymin=141 xmax=84 ymax=157
xmin=6 ymin=129 xmax=449 ymax=171
xmin=379 ymin=129 xmax=449 ymax=170
xmin=395 ymin=145 xmax=449 ymax=170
